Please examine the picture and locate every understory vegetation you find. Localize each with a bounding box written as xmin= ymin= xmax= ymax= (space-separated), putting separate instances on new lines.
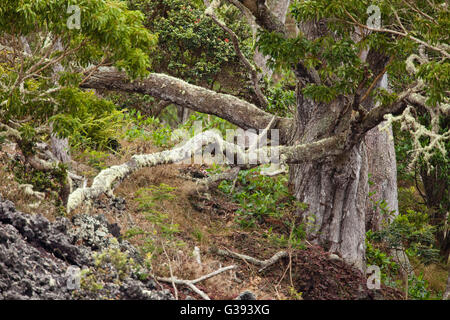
xmin=0 ymin=0 xmax=448 ymax=300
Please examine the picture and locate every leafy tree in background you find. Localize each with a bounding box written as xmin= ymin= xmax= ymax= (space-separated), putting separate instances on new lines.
xmin=0 ymin=0 xmax=156 ymax=150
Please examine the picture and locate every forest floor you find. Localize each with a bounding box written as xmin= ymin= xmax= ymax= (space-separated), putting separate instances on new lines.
xmin=0 ymin=135 xmax=434 ymax=300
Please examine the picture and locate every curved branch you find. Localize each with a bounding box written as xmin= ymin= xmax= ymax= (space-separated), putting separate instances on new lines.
xmin=80 ymin=68 xmax=292 ymax=143
xmin=67 ymin=130 xmax=345 ymax=212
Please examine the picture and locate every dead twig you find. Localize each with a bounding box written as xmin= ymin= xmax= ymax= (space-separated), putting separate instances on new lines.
xmin=212 ymin=247 xmax=288 ymax=272
xmin=156 ymin=265 xmax=236 ymax=300
xmin=161 ymin=242 xmax=178 ymax=300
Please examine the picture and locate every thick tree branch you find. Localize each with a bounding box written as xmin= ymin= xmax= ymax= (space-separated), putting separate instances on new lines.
xmin=67 ymin=130 xmax=346 ymax=212
xmin=81 ymin=68 xmax=292 ymax=143
xmin=235 ymin=0 xmax=287 ymax=34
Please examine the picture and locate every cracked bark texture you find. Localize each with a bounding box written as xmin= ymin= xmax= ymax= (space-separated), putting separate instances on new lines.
xmin=81 ymin=68 xmax=293 ymax=144
xmin=288 ymin=91 xmax=369 ymax=270
xmin=365 ymin=125 xmax=399 ymax=230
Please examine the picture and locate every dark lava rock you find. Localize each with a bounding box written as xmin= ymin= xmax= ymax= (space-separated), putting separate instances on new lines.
xmin=0 ymin=195 xmax=172 ymax=300
xmin=235 ymin=291 xmax=257 ymax=300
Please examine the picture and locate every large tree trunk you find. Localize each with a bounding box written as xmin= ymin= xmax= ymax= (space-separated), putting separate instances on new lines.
xmin=287 ymin=83 xmax=368 ymax=270
xmin=365 ymin=125 xmax=398 ymax=230
xmin=289 ymin=144 xmax=368 ymax=271
xmin=365 ymin=74 xmax=399 ymax=231
xmin=253 ymin=2 xmax=368 ymax=270
xmin=253 ymin=0 xmax=292 ymax=78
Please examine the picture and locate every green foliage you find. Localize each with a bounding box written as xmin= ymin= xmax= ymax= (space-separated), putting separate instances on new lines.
xmin=393 ymin=114 xmax=449 ymax=212
xmin=136 ymin=183 xmax=176 ymax=209
xmin=219 ymin=167 xmax=296 ymax=228
xmin=397 ymin=187 xmax=430 ymax=219
xmin=181 ymin=112 xmax=237 ymax=138
xmin=0 ymin=0 xmax=156 ymax=157
xmin=393 ymin=123 xmax=416 ymax=183
xmin=51 ymin=88 xmax=125 ymax=150
xmin=366 ymin=230 xmax=399 ymax=283
xmin=78 ymin=245 xmax=137 ymax=295
xmin=257 ymin=30 xmax=364 ymax=103
xmin=408 ymin=273 xmax=432 ymax=300
xmin=93 ymin=246 xmax=135 ymax=281
xmin=125 ymin=184 xmax=182 ymax=256
xmin=288 ymin=286 xmax=303 ymax=300
xmin=0 ymin=0 xmax=156 ymax=77
xmin=122 ymin=108 xmax=160 ymax=140
xmin=79 ymin=268 xmax=104 ymax=293
xmin=258 ymin=0 xmax=449 ymax=118
xmin=11 ymin=159 xmax=68 ymax=206
xmin=17 ymin=124 xmax=38 ymax=157
xmin=151 ymin=125 xmax=175 ymax=148
xmin=122 ymin=108 xmax=183 ymax=148
xmin=82 ymin=149 xmax=110 ymax=171
xmin=265 ymin=77 xmax=296 ymax=117
xmin=264 ymin=223 xmax=306 ymax=250
xmin=368 ymin=174 xmax=397 ymax=220
xmin=128 ymin=0 xmax=252 ymax=84
xmin=370 ymin=210 xmax=440 ymax=265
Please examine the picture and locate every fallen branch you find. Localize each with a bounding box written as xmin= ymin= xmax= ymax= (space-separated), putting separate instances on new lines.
xmin=161 ymin=242 xmax=178 ymax=300
xmin=196 ymin=166 xmax=241 ymax=192
xmin=212 ymin=247 xmax=288 ymax=272
xmin=156 ymin=265 xmax=236 ymax=300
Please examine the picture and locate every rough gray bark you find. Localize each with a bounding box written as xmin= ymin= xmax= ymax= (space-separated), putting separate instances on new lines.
xmin=365 ymin=126 xmax=399 ymax=229
xmin=50 ymin=133 xmax=71 ymax=164
xmin=365 ymin=75 xmax=399 ymax=231
xmin=361 ymin=73 xmax=412 ymax=275
xmin=80 ymin=3 xmax=416 ymax=272
xmin=81 ymin=68 xmax=293 ymax=144
xmin=288 ymin=91 xmax=368 ymax=270
xmin=367 ymin=125 xmax=414 ymax=276
xmin=81 ymin=65 xmax=409 ymax=272
xmin=289 ymin=146 xmax=368 ymax=271
xmin=250 ymin=1 xmax=369 ymax=270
